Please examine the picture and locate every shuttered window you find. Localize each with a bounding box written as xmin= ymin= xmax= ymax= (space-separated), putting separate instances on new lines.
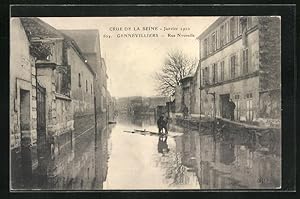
xmin=230 ymin=55 xmax=236 ymax=79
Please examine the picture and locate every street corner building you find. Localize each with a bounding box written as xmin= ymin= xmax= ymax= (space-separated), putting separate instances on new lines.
xmin=175 ymin=16 xmax=281 ymax=127
xmin=10 ymin=17 xmax=111 ymax=189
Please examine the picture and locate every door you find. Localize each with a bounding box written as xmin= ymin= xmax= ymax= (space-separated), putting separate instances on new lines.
xmin=220 ymin=94 xmax=230 ymax=119
xmin=36 ymin=83 xmax=47 ymax=184
xmin=20 ymin=89 xmax=32 ymax=186
xmin=246 ymin=99 xmax=253 ymax=121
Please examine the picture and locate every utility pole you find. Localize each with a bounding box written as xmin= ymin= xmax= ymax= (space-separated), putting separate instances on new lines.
xmin=198 ymin=60 xmax=202 ymax=133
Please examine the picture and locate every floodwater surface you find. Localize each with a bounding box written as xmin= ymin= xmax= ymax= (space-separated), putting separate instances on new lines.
xmin=24 ymin=114 xmax=281 ymax=190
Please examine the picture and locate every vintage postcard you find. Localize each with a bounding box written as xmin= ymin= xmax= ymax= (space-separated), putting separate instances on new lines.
xmin=10 ymin=15 xmax=282 ymax=190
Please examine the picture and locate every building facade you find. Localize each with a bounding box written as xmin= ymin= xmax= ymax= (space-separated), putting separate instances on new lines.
xmin=195 ymin=16 xmax=280 ymax=124
xmin=10 ymin=18 xmax=39 ymax=188
xmin=10 ymin=17 xmax=100 ymax=188
xmin=60 ymin=30 xmax=108 ymax=125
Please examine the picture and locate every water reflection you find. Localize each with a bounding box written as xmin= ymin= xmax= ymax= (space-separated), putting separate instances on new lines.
xmin=174 ymin=124 xmax=281 ymax=189
xmin=33 ymin=114 xmax=280 ymax=190
xmin=158 ymin=135 xmax=169 ymax=154
xmin=40 ymin=121 xmax=112 ymax=190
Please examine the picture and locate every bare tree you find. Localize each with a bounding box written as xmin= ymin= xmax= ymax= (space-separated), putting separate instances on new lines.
xmin=155 ymin=50 xmax=197 ymax=96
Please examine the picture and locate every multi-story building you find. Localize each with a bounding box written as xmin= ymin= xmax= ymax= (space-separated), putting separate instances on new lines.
xmin=194 ymin=16 xmax=281 ymax=123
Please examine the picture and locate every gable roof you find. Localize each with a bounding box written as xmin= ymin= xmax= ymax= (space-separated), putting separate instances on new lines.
xmin=20 ymin=17 xmax=95 ymax=76
xmin=59 ymin=29 xmax=99 ymax=53
xmin=20 ymin=17 xmax=64 ymax=41
xmin=62 ymin=33 xmax=96 ymax=76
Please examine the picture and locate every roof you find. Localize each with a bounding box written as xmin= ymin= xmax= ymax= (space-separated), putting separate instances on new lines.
xmin=62 ymin=33 xmax=96 ymax=76
xmin=20 ymin=17 xmax=64 ymax=41
xmin=60 ymin=29 xmax=99 ymax=53
xmin=196 ymin=17 xmax=228 ymax=40
xmin=21 ymin=18 xmax=95 ymax=76
xmin=179 ymin=76 xmax=194 ymax=83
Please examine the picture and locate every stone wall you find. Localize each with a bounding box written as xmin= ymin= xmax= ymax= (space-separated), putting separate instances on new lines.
xmin=259 ymin=90 xmax=281 ymax=119
xmin=10 ymin=18 xmax=37 ymax=149
xmin=36 ymin=65 xmax=74 ymax=180
xmin=10 ymin=18 xmax=39 ymax=189
xmin=258 ymin=17 xmax=281 ymax=120
xmin=258 ymin=17 xmax=281 ymax=91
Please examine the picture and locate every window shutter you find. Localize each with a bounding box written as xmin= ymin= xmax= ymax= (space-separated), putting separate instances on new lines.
xmin=229 ymin=56 xmax=232 ymax=79
xmin=207 ymin=66 xmax=210 ymax=84
xmin=248 ymin=45 xmax=252 ymax=73
xmin=216 ymin=29 xmax=219 ymax=49
xmin=216 ymin=63 xmax=218 ymax=82
xmin=240 ymin=49 xmax=243 ymax=75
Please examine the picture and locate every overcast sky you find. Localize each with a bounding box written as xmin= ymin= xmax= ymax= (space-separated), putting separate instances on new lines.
xmin=41 ymin=17 xmax=217 ymax=98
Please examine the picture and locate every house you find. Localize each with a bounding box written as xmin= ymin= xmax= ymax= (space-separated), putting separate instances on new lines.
xmin=195 ymin=16 xmax=281 ymax=124
xmin=174 ymin=76 xmax=196 ymax=118
xmin=10 ymin=17 xmax=40 ymax=188
xmin=60 ymin=30 xmax=108 ymax=125
xmin=10 ymin=17 xmax=99 ymax=188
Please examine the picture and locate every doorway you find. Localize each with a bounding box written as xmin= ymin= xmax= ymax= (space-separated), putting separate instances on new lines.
xmin=36 ymin=83 xmax=47 ymax=186
xmin=20 ymin=89 xmax=32 ymax=186
xmin=220 ymin=94 xmax=230 ymax=119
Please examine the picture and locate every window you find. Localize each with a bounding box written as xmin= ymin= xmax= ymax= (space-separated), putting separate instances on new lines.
xmin=203 ymin=38 xmax=208 ymax=57
xmin=91 ymin=84 xmax=93 ymax=94
xmin=220 ymin=61 xmax=225 ymax=81
xmin=245 ymin=93 xmax=253 ymax=121
xmin=220 ymin=25 xmax=225 ymax=46
xmin=212 ymin=63 xmax=217 ymax=83
xmin=224 ymin=22 xmax=228 ymax=43
xmin=56 ymin=72 xmax=63 ymax=93
xmin=204 ymin=67 xmax=209 ymax=85
xmin=247 ymin=17 xmax=252 ymax=29
xmin=238 ymin=17 xmax=243 ymax=35
xmin=230 ymin=17 xmax=237 ymax=41
xmin=211 ymin=32 xmax=216 ymax=52
xmin=230 ymin=55 xmax=236 ymax=79
xmin=86 ymin=80 xmax=88 ymax=92
xmin=201 ymin=69 xmax=205 ymax=86
xmin=78 ymin=73 xmax=81 ymax=87
xmin=242 ymin=48 xmax=249 ymax=74
xmin=234 ymin=94 xmax=240 ymax=120
xmin=56 ymin=65 xmax=71 ymax=96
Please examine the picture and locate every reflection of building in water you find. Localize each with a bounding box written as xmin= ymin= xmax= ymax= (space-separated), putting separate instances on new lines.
xmin=216 ymin=142 xmax=235 ymax=165
xmin=180 ymin=132 xmax=197 ymax=169
xmin=44 ymin=123 xmax=112 ymax=190
xmin=130 ymin=115 xmax=156 ymax=127
xmin=186 ymin=129 xmax=280 ymax=189
xmin=94 ymin=125 xmax=111 ymax=189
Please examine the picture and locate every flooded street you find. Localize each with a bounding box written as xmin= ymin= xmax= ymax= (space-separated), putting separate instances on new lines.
xmin=103 ymin=115 xmax=280 ymax=189
xmin=103 ymin=116 xmax=200 ymax=189
xmin=10 ymin=16 xmax=287 ymax=192
xmin=34 ymin=114 xmax=280 ymax=190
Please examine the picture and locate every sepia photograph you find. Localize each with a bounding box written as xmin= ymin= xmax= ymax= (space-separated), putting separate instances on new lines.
xmin=10 ymin=14 xmax=283 ymax=190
